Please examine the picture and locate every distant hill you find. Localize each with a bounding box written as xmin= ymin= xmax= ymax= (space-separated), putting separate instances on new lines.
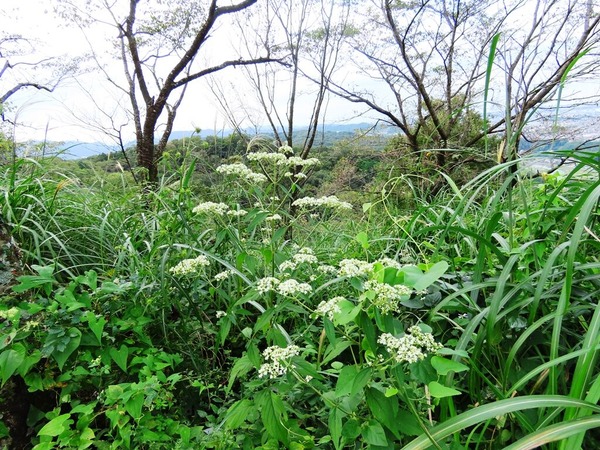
xmin=50 ymin=122 xmax=380 ymax=160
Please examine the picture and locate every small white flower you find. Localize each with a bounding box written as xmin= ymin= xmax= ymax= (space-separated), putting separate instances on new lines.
xmin=315 ymin=296 xmax=344 ymax=320
xmin=216 ymin=310 xmax=227 ymax=319
xmin=170 ymin=255 xmax=210 ymax=276
xmin=217 ymin=163 xmax=268 ymax=183
xmin=256 ymin=277 xmax=281 ymax=294
xmin=247 ymin=151 xmax=288 ymax=164
xmin=378 ymin=257 xmax=403 ymax=270
xmin=227 ymin=209 xmax=248 ymax=217
xmin=214 ymin=270 xmax=233 ymax=282
xmin=277 ymin=279 xmax=313 ymax=296
xmin=279 ymin=156 xmax=321 ymax=168
xmin=378 ymin=327 xmax=442 ymax=364
xmin=338 ymin=259 xmax=373 ymax=277
xmin=364 ymin=280 xmax=412 ymax=315
xmin=292 ymin=248 xmax=318 ymax=265
xmin=258 ymin=344 xmax=301 ymax=379
xmin=266 ymin=214 xmax=282 ymax=222
xmin=292 ymin=195 xmax=352 ymax=210
xmin=318 ymin=264 xmax=338 ymax=275
xmin=279 ymin=261 xmax=297 ymax=272
xmin=279 ymin=145 xmax=294 ymax=155
xmin=193 ymin=202 xmax=230 ymax=216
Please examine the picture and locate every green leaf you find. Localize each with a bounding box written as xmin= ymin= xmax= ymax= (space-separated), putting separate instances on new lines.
xmin=246 ymin=342 xmax=261 ymax=368
xmin=322 ymin=340 xmax=352 ymax=366
xmin=362 ymin=420 xmax=387 ymax=446
xmin=413 ymin=261 xmax=448 ymax=291
xmin=503 ymin=415 xmax=600 ymax=450
xmin=355 ymin=232 xmax=370 ymax=250
xmin=431 ymin=356 xmax=469 ymax=376
xmin=366 ymin=387 xmax=401 ymax=439
xmin=0 ymin=345 xmax=26 ymax=386
xmin=257 ymin=390 xmax=288 ymax=445
xmin=125 ymin=391 xmax=144 ymax=420
xmin=50 ymin=327 xmax=81 ymax=371
xmin=428 ymin=381 xmax=461 ymax=398
xmin=254 ymin=308 xmax=276 ymax=332
xmin=403 ymin=395 xmax=600 ymax=450
xmin=334 ymin=300 xmax=360 ymax=326
xmin=329 ymin=408 xmax=343 ymax=450
xmin=227 ymin=354 xmax=254 ymax=392
xmin=224 ymin=399 xmax=253 ymax=429
xmin=38 ymin=413 xmax=71 ymax=437
xmin=109 ymin=345 xmax=129 ymax=372
xmin=385 ymin=387 xmax=398 ymax=397
xmin=13 ymin=265 xmax=56 ymax=295
xmin=86 ymin=312 xmax=106 ymax=344
xmin=336 ymin=366 xmax=371 ymax=398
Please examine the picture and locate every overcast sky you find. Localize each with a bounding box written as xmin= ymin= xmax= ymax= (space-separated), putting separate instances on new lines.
xmin=3 ymin=0 xmax=599 ymax=145
xmin=2 ymin=0 xmax=366 ymax=145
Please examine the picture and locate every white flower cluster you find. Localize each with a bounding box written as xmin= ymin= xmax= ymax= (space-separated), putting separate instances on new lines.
xmin=315 ymin=296 xmax=344 ymax=320
xmin=192 ymin=202 xmax=247 ymax=217
xmin=215 ymin=310 xmax=227 ymax=319
xmin=214 ymin=270 xmax=233 ymax=282
xmin=338 ymin=259 xmax=373 ymax=277
xmin=227 ymin=209 xmax=248 ymax=217
xmin=247 ymin=152 xmax=288 ymax=164
xmin=265 ymin=214 xmax=282 ymax=222
xmin=378 ymin=257 xmax=403 ymax=270
xmin=279 ymin=145 xmax=294 ymax=155
xmin=280 ymin=247 xmax=319 ymax=272
xmin=318 ymin=264 xmax=338 ymax=275
xmin=192 ymin=201 xmax=230 ymax=216
xmin=256 ymin=277 xmax=281 ymax=294
xmin=170 ymin=255 xmax=210 ymax=276
xmin=216 ymin=163 xmax=267 ymax=183
xmin=378 ymin=326 xmax=442 ymax=364
xmin=364 ymin=280 xmax=412 ymax=314
xmin=277 ymin=279 xmax=313 ymax=296
xmin=292 ymin=195 xmax=352 ymax=210
xmin=284 ymin=156 xmax=321 ymax=168
xmin=258 ymin=344 xmax=301 ymax=379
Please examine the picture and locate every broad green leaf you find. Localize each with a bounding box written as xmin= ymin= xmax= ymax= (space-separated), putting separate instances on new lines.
xmin=366 ymin=387 xmax=401 ymax=439
xmin=224 ymin=399 xmax=253 ymax=429
xmin=257 ymin=390 xmax=288 ymax=445
xmin=322 ymin=341 xmax=353 ymax=366
xmin=362 ymin=420 xmax=387 ymax=446
xmin=227 ymin=355 xmax=254 ymax=392
xmin=428 ymin=381 xmax=461 ymax=398
xmin=109 ymin=345 xmax=129 ymax=372
xmin=431 ymin=356 xmax=469 ymax=376
xmin=355 ymin=231 xmax=370 ymax=250
xmin=334 ymin=300 xmax=360 ymax=326
xmin=0 ymin=345 xmax=26 ymax=386
xmin=335 ymin=366 xmax=371 ymax=398
xmin=125 ymin=391 xmax=144 ymax=420
xmin=413 ymin=261 xmax=449 ymax=291
xmin=51 ymin=328 xmax=81 ymax=371
xmin=38 ymin=414 xmax=71 ymax=437
xmin=328 ymin=408 xmax=343 ymax=450
xmin=77 ymin=427 xmax=95 ymax=449
xmin=86 ymin=312 xmax=106 ymax=344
